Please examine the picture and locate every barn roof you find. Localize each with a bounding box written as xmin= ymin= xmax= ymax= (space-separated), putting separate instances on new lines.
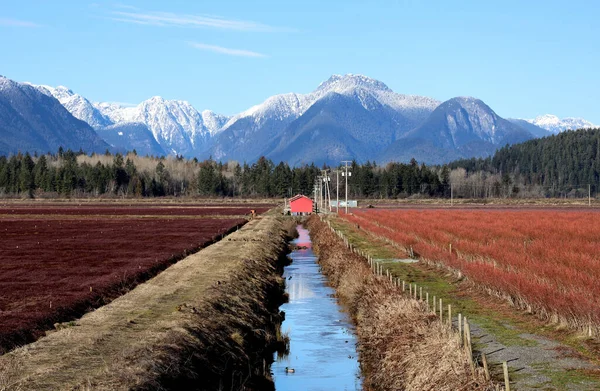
xmin=289 ymin=194 xmax=311 ymax=202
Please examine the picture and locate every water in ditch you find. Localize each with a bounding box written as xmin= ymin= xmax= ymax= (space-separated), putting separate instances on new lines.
xmin=273 ymin=225 xmax=361 ymax=391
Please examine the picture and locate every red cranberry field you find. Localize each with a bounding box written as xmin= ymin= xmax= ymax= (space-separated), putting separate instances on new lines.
xmin=0 ymin=204 xmax=272 ymax=216
xmin=342 ymin=208 xmax=600 ymax=335
xmin=0 ymin=203 xmax=268 ymax=353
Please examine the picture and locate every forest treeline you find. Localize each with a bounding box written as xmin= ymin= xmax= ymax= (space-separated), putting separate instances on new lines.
xmin=0 ymin=127 xmax=598 ymax=199
xmin=450 ymin=127 xmax=600 ymax=198
xmin=0 ymin=148 xmax=448 ymax=198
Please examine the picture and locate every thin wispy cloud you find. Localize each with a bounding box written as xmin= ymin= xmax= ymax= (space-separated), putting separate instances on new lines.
xmin=189 ymin=42 xmax=267 ymax=58
xmin=0 ymin=18 xmax=41 ymax=28
xmin=113 ymin=3 xmax=139 ymax=11
xmin=109 ymin=9 xmax=289 ymax=32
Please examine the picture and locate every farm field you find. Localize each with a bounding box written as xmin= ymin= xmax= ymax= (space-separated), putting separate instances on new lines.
xmin=0 ymin=202 xmax=273 ymax=216
xmin=0 ymin=206 xmax=271 ymax=217
xmin=342 ymin=208 xmax=600 ymax=335
xmin=0 ymin=203 xmax=267 ymax=353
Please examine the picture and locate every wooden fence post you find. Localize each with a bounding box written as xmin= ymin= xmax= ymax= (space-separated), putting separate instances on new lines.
xmin=433 ymin=296 xmax=436 ymax=314
xmin=448 ymin=304 xmax=452 ymax=327
xmin=465 ymin=318 xmax=475 ymax=377
xmin=426 ymin=292 xmax=429 ymax=307
xmin=458 ymin=313 xmax=463 ymax=346
xmin=503 ymin=362 xmax=511 ymax=391
xmin=419 ymin=287 xmax=423 ymax=301
xmin=463 ymin=316 xmax=469 ymax=348
xmin=481 ymin=352 xmax=490 ymax=381
xmin=439 ymin=298 xmax=443 ymax=321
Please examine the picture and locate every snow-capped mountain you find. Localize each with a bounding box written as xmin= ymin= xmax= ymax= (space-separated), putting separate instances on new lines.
xmin=220 ymin=74 xmax=439 ymax=131
xmin=201 ymin=110 xmax=229 ymax=136
xmin=32 ymin=84 xmax=112 ymax=128
xmin=381 ymin=97 xmax=534 ymax=164
xmin=314 ymin=74 xmax=439 ymax=122
xmin=0 ymin=76 xmax=109 ymax=155
xmin=419 ymin=97 xmax=528 ymax=146
xmin=525 ymin=114 xmax=597 ymax=134
xmin=29 ymin=82 xmax=230 ymax=157
xmin=5 ymin=73 xmax=596 ymax=165
xmin=266 ymin=91 xmax=406 ymax=166
xmin=208 ymin=74 xmax=440 ymax=162
xmin=93 ymin=97 xmax=229 ymax=156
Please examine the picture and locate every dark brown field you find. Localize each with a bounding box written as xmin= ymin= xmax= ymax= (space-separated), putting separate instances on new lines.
xmin=0 ymin=203 xmax=269 ymax=353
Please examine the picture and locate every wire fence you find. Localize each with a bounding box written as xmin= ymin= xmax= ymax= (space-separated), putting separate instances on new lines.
xmin=325 ymin=182 xmax=599 ymax=201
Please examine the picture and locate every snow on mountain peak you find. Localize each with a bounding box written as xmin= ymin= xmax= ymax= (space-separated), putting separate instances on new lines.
xmin=526 ymin=114 xmax=597 ymax=133
xmin=222 ymin=74 xmax=441 ymax=133
xmin=441 ymin=96 xmax=502 ymax=142
xmin=453 ymin=96 xmax=480 ymax=104
xmin=316 ymin=73 xmax=392 ymax=94
xmin=449 ymin=96 xmax=491 ymax=113
xmin=201 ymin=110 xmax=230 ymax=136
xmin=93 ymin=95 xmax=228 ymax=155
xmin=28 ymin=83 xmax=111 ymax=128
xmin=223 ymin=92 xmax=309 ymax=129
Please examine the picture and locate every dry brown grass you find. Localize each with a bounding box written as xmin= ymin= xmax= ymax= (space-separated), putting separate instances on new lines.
xmin=0 ymin=357 xmax=23 ymax=391
xmin=0 ymin=216 xmax=292 ymax=391
xmin=307 ymin=216 xmax=495 ymax=391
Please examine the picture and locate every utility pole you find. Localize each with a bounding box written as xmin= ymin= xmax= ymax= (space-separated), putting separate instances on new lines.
xmin=324 ymin=177 xmax=327 ymax=212
xmin=589 ymin=184 xmax=591 ymax=206
xmin=317 ymin=176 xmax=322 ymax=213
xmin=341 ymin=161 xmax=352 ymax=214
xmin=322 ymin=170 xmax=331 ymax=212
xmin=319 ymin=175 xmax=324 ymax=212
xmin=335 ymin=169 xmax=340 ymax=213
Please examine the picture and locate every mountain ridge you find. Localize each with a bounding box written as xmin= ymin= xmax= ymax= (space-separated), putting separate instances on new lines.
xmin=0 ymin=76 xmax=109 ymax=156
xmin=380 ymin=97 xmax=535 ymax=164
xmin=3 ymin=74 xmax=597 ymax=165
xmin=524 ymin=114 xmax=597 ymax=134
xmin=207 ymin=74 xmax=441 ymax=163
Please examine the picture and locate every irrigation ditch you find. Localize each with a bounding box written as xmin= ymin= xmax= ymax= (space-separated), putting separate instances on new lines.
xmin=0 ymin=216 xmax=297 ymax=391
xmin=306 ymin=215 xmax=499 ymax=391
xmin=272 ymin=224 xmax=362 ymax=390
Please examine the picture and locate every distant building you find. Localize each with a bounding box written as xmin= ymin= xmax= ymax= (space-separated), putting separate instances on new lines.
xmin=330 ymin=200 xmax=358 ymax=208
xmin=289 ymin=194 xmax=313 ymax=215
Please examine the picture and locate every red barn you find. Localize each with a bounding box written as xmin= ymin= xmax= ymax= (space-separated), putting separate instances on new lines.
xmin=289 ymin=194 xmax=313 ymax=215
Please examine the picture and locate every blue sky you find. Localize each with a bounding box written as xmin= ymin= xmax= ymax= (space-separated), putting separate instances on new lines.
xmin=1 ymin=0 xmax=599 ymax=122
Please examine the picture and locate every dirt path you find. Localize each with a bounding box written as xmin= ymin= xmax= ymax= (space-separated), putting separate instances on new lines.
xmin=470 ymin=324 xmax=597 ymax=390
xmin=0 ymin=216 xmax=289 ymax=391
xmin=328 ymin=216 xmax=600 ymax=391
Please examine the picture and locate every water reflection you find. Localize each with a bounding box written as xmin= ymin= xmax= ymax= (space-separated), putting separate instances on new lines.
xmin=273 ymin=225 xmax=361 ymax=391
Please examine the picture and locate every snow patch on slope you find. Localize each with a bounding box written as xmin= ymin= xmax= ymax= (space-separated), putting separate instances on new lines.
xmin=95 ymin=97 xmax=229 ymax=156
xmin=525 ymin=114 xmax=597 ymax=133
xmin=30 ymin=84 xmax=112 ymax=128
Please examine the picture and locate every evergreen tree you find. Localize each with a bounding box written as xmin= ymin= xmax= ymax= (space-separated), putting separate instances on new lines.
xmin=19 ymin=153 xmax=35 ymax=197
xmin=197 ymin=160 xmax=218 ymax=195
